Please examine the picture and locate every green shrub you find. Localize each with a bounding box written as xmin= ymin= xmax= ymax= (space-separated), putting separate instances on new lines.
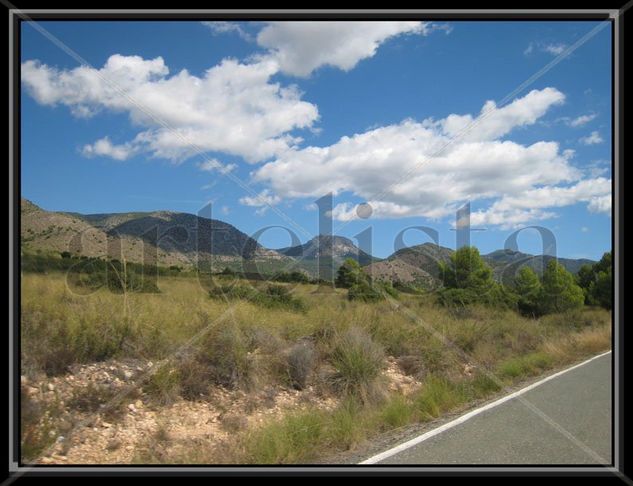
xmin=348 ymin=281 xmax=383 ymax=302
xmin=329 ymin=327 xmax=385 ymax=402
xmin=209 ymin=283 xmax=306 ymax=312
xmin=272 ymin=271 xmax=310 ymax=283
xmin=255 ymin=285 xmax=306 ymax=312
xmin=335 ymin=259 xmax=364 ymax=289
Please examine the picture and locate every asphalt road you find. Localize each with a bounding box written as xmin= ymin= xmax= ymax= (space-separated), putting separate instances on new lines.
xmin=365 ymin=352 xmax=612 ymax=465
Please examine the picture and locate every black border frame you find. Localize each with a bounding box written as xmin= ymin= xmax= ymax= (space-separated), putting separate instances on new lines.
xmin=6 ymin=7 xmax=626 ymax=478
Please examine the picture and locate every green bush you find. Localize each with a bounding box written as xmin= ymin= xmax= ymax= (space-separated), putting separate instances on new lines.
xmin=209 ymin=283 xmax=306 ymax=312
xmin=347 ymin=281 xmax=384 ymax=302
xmin=335 ymin=258 xmax=364 ymax=289
xmin=329 ymin=327 xmax=385 ymax=402
xmin=255 ymin=284 xmax=306 ymax=312
xmin=272 ymin=271 xmax=310 ymax=284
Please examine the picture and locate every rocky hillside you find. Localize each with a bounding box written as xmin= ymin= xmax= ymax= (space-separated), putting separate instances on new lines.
xmin=21 ymin=199 xmax=287 ymax=267
xmin=277 ymin=235 xmax=378 ymax=266
xmin=364 ymin=242 xmax=595 ymax=287
xmin=363 ymin=242 xmax=452 ymax=286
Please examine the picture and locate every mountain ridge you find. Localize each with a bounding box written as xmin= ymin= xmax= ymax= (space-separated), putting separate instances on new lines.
xmin=20 ymin=199 xmax=598 ymax=280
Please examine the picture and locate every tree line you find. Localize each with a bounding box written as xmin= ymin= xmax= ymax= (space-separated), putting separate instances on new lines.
xmin=335 ymin=247 xmax=613 ymax=315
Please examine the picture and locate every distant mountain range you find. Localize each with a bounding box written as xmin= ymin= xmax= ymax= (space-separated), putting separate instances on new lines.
xmin=277 ymin=235 xmax=378 ymax=266
xmin=20 ymin=199 xmax=597 ymax=281
xmin=364 ymin=242 xmax=596 ymax=286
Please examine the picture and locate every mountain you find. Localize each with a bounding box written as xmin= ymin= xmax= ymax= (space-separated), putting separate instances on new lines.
xmin=364 ymin=243 xmax=595 ymax=287
xmin=363 ymin=242 xmax=452 ymax=286
xmin=277 ymin=235 xmax=378 ymax=266
xmin=483 ymin=249 xmax=595 ymax=283
xmin=21 ymin=199 xmax=287 ymax=268
xmin=20 ymin=199 xmax=598 ymax=280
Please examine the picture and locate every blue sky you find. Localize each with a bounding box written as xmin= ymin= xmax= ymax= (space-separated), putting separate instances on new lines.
xmin=21 ymin=20 xmax=612 ymax=259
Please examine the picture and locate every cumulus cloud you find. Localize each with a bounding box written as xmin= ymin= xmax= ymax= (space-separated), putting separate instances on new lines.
xmin=580 ymin=131 xmax=604 ymax=145
xmin=468 ymin=178 xmax=612 ymax=228
xmin=239 ymin=189 xmax=281 ymax=208
xmin=202 ymin=21 xmax=252 ymax=40
xmin=22 ymin=55 xmax=319 ymax=163
xmin=587 ymin=195 xmax=611 ymax=214
xmin=253 ymin=87 xmax=610 ymax=227
xmin=198 ymin=158 xmax=237 ymax=174
xmin=256 ymin=21 xmax=436 ymax=77
xmin=81 ymin=137 xmax=136 ymax=161
xmin=568 ymin=113 xmax=597 ymax=127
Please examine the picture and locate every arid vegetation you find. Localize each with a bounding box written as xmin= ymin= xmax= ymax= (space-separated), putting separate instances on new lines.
xmin=21 ymin=251 xmax=611 ymax=464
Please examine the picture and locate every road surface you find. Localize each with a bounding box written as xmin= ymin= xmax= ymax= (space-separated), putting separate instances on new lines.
xmin=362 ymin=352 xmax=612 ymax=465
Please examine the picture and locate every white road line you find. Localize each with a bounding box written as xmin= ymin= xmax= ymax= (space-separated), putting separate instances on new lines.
xmin=359 ymin=350 xmax=612 ymax=465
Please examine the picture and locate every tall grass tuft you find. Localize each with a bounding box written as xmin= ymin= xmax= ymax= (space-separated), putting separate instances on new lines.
xmin=329 ymin=327 xmax=385 ymax=403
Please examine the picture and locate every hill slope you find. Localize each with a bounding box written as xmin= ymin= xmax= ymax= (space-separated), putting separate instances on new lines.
xmin=21 ymin=199 xmax=287 ymax=268
xmin=277 ymin=235 xmax=378 ymax=266
xmin=365 ymin=243 xmax=595 ymax=287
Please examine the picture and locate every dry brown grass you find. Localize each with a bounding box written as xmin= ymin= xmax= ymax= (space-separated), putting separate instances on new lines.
xmin=21 ymin=272 xmax=612 ymax=464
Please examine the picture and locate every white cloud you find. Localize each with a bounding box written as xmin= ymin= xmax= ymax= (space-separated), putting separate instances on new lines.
xmin=221 ymin=205 xmax=231 ymax=215
xmin=581 ymin=226 xmax=589 ymax=233
xmin=587 ymin=195 xmax=611 ymax=214
xmin=239 ymin=189 xmax=281 ymax=208
xmin=439 ymin=87 xmax=565 ymax=141
xmin=256 ymin=21 xmax=436 ymax=77
xmin=22 ymin=55 xmax=319 ymax=163
xmin=81 ymin=136 xmax=136 ymax=161
xmin=524 ymin=42 xmax=568 ymax=57
xmin=580 ymin=131 xmax=604 ymax=145
xmin=202 ymin=21 xmax=252 ymax=40
xmin=198 ymin=159 xmax=237 ymax=174
xmin=568 ymin=113 xmax=597 ymax=127
xmin=468 ymin=178 xmax=612 ymax=228
xmin=543 ymin=43 xmax=567 ymax=55
xmin=253 ymin=87 xmax=610 ymax=227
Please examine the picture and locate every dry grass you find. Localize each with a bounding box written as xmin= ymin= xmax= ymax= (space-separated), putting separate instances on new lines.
xmin=21 ymin=272 xmax=612 ymax=464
